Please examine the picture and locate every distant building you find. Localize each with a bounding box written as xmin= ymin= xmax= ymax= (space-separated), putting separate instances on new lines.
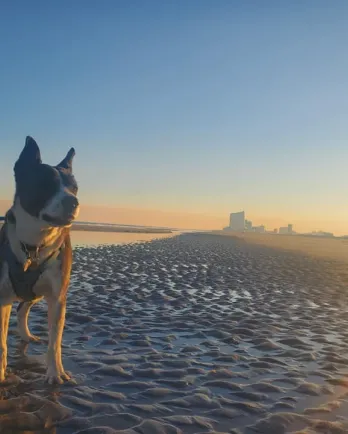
xmin=229 ymin=211 xmax=245 ymax=231
xmin=279 ymin=224 xmax=294 ymax=235
xmin=222 ymin=226 xmax=233 ymax=232
xmin=279 ymin=227 xmax=288 ymax=234
xmin=309 ymin=231 xmax=334 ymax=237
xmin=245 ymin=219 xmax=252 ymax=231
xmin=273 ymin=228 xmax=278 ymax=234
xmin=253 ymin=225 xmax=265 ymax=233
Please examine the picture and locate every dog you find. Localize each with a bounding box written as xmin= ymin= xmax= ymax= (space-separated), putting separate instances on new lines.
xmin=0 ymin=136 xmax=79 ymax=384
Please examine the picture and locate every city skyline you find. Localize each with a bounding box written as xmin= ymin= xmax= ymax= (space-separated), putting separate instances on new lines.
xmin=225 ymin=210 xmax=339 ymax=236
xmin=225 ymin=210 xmax=294 ymax=235
xmin=0 ymin=199 xmax=344 ymax=236
xmin=1 ymin=2 xmax=348 ymax=234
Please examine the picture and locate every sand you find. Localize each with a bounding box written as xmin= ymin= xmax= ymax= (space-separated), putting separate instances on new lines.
xmin=1 ymin=233 xmax=348 ymax=433
xmin=212 ymin=231 xmax=348 ymax=264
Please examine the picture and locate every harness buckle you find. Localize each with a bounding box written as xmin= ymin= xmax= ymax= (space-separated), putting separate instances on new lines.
xmin=21 ymin=243 xmax=39 ymax=272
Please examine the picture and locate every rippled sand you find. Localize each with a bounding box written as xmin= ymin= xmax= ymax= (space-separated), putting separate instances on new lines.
xmin=2 ymin=233 xmax=348 ymax=433
xmin=214 ymin=231 xmax=348 ymax=264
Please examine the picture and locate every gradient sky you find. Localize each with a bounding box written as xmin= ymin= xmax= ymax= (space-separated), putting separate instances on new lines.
xmin=1 ymin=1 xmax=348 ymax=233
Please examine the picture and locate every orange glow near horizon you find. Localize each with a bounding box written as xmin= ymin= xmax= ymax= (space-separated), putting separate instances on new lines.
xmin=0 ymin=200 xmax=347 ymax=236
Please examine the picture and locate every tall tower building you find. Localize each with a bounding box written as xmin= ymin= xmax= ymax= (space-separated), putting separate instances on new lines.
xmin=229 ymin=211 xmax=245 ymax=231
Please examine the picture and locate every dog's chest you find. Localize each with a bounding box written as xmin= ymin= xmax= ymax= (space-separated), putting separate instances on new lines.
xmin=0 ymin=259 xmax=62 ymax=303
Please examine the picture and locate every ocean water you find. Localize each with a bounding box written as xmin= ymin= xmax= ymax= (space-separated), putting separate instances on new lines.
xmin=70 ymin=229 xmax=175 ymax=247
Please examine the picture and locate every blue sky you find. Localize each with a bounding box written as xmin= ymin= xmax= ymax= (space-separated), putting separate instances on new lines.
xmin=1 ymin=1 xmax=348 ymax=232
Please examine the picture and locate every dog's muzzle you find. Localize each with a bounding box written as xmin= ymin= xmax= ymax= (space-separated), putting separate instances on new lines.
xmin=43 ymin=195 xmax=79 ymax=227
xmin=62 ymin=195 xmax=79 ymax=218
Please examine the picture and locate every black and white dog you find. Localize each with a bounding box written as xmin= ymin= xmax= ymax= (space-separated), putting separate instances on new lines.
xmin=0 ymin=136 xmax=79 ymax=384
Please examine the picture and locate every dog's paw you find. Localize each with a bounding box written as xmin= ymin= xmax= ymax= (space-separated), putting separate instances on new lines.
xmin=0 ymin=369 xmax=5 ymax=382
xmin=45 ymin=369 xmax=71 ymax=385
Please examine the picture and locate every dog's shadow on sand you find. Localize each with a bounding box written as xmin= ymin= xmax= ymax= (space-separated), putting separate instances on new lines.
xmin=7 ymin=340 xmax=78 ymax=390
xmin=13 ymin=341 xmax=47 ymax=372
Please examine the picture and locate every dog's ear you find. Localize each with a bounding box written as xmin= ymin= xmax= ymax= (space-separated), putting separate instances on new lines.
xmin=57 ymin=148 xmax=75 ymax=171
xmin=14 ymin=136 xmax=42 ymax=171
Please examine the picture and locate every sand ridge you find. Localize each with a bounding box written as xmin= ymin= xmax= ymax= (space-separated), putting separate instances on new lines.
xmin=1 ymin=233 xmax=348 ymax=433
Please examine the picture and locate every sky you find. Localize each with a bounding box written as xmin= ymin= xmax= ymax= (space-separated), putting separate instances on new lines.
xmin=1 ymin=1 xmax=348 ymax=234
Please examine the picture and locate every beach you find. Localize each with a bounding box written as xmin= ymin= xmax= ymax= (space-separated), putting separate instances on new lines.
xmin=212 ymin=231 xmax=348 ymax=264
xmin=1 ymin=232 xmax=348 ymax=433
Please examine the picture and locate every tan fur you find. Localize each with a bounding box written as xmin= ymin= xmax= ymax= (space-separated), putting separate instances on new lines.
xmin=0 ymin=137 xmax=78 ymax=384
xmin=0 ymin=210 xmax=74 ymax=384
xmin=59 ymin=230 xmax=72 ymax=300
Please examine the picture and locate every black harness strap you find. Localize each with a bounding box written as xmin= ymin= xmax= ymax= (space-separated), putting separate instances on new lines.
xmin=0 ymin=210 xmax=64 ymax=302
xmin=4 ymin=243 xmax=62 ymax=301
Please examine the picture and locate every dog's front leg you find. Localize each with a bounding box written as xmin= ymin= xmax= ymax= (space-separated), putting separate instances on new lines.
xmin=0 ymin=304 xmax=12 ymax=381
xmin=45 ymin=296 xmax=70 ymax=384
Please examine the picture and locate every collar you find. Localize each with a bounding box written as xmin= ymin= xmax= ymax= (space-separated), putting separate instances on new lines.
xmin=6 ymin=209 xmax=41 ymax=268
xmin=6 ymin=208 xmax=44 ymax=250
xmin=5 ymin=208 xmax=64 ymax=272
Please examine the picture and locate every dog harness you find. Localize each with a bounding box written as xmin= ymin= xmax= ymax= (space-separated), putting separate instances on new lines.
xmin=0 ymin=211 xmax=65 ymax=302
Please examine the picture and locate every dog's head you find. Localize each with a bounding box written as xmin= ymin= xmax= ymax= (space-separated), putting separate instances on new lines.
xmin=14 ymin=136 xmax=80 ymax=227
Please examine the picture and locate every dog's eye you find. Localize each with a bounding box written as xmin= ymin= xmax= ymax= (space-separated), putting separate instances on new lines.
xmin=70 ymin=185 xmax=78 ymax=195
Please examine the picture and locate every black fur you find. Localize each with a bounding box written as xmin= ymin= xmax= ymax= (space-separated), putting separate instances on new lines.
xmin=13 ymin=137 xmax=78 ymax=220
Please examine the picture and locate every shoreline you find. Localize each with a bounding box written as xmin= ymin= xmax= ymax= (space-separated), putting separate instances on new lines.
xmin=71 ymin=223 xmax=173 ymax=234
xmin=0 ymin=221 xmax=173 ymax=234
xmin=207 ymin=230 xmax=348 ymax=264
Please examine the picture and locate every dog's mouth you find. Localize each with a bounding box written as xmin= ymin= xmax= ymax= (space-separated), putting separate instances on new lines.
xmin=42 ymin=213 xmax=76 ymax=227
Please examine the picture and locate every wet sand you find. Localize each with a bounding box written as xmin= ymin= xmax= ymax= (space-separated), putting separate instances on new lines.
xmin=213 ymin=231 xmax=348 ymax=264
xmin=70 ymin=230 xmax=175 ymax=247
xmin=2 ymin=233 xmax=348 ymax=433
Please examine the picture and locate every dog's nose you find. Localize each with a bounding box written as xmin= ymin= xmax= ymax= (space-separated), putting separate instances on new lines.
xmin=62 ymin=195 xmax=79 ymax=214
